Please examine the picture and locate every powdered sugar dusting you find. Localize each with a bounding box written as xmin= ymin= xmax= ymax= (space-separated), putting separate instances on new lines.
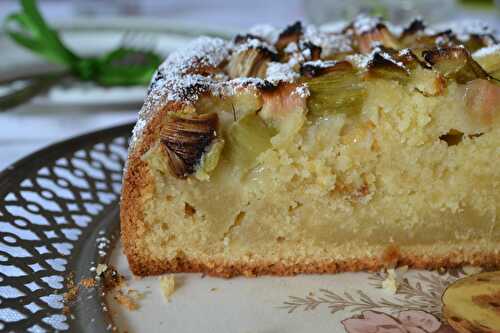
xmin=304 ymin=25 xmax=352 ymax=57
xmin=293 ymin=84 xmax=310 ymax=98
xmin=303 ymin=59 xmax=338 ymax=68
xmin=347 ymin=47 xmax=408 ymax=70
xmin=399 ymin=48 xmax=412 ymax=56
xmin=148 ymin=36 xmax=229 ymax=104
xmin=284 ymin=42 xmax=299 ymax=53
xmin=353 ymin=14 xmax=381 ymax=34
xmin=223 ymin=77 xmax=267 ymax=96
xmin=233 ymin=37 xmax=277 ymax=54
xmin=126 ymin=17 xmax=500 ymax=164
xmin=163 ymin=37 xmax=228 ymax=72
xmin=266 ymin=62 xmax=299 ymax=83
xmin=379 ymin=50 xmax=405 ymax=69
xmin=227 ymin=77 xmax=266 ymax=87
xmin=345 ymin=53 xmax=369 ymax=69
xmin=284 ymin=41 xmax=319 ymax=65
xmin=129 ymin=37 xmax=230 ymax=151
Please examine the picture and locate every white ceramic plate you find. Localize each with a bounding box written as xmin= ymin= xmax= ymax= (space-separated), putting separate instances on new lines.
xmin=107 ymin=242 xmax=474 ymax=333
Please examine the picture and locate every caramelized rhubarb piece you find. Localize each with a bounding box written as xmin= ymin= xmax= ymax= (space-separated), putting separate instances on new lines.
xmin=281 ymin=40 xmax=322 ymax=63
xmin=394 ymin=48 xmax=430 ymax=70
xmin=419 ymin=30 xmax=461 ymax=49
xmin=365 ymin=49 xmax=410 ymax=83
xmin=301 ymin=60 xmax=353 ymax=78
xmin=423 ymin=46 xmax=491 ymax=83
xmin=301 ymin=61 xmax=366 ymax=116
xmin=398 ymin=19 xmax=456 ymax=55
xmin=275 ymin=21 xmax=303 ymax=50
xmin=227 ymin=37 xmax=277 ymax=78
xmin=401 ymin=29 xmax=461 ymax=60
xmin=365 ymin=47 xmax=445 ymax=94
xmin=301 ymin=41 xmax=322 ymax=61
xmin=354 ymin=23 xmax=399 ymax=53
xmin=463 ymin=34 xmax=497 ymax=53
xmin=194 ymin=87 xmax=264 ymax=122
xmin=344 ymin=15 xmax=394 ymax=52
xmin=376 ymin=48 xmax=446 ymax=95
xmin=399 ymin=19 xmax=426 ymax=47
xmin=260 ymin=83 xmax=308 ymax=146
xmin=160 ymin=113 xmax=219 ymax=178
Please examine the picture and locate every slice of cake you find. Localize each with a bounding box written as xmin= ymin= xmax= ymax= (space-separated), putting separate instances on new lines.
xmin=121 ymin=16 xmax=500 ymax=277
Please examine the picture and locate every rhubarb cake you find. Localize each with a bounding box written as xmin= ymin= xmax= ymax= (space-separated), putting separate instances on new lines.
xmin=121 ymin=16 xmax=500 ymax=277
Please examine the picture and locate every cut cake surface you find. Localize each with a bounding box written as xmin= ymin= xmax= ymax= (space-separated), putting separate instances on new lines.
xmin=121 ymin=16 xmax=500 ymax=277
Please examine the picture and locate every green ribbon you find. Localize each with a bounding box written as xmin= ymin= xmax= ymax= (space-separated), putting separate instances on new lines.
xmin=3 ymin=0 xmax=163 ymax=86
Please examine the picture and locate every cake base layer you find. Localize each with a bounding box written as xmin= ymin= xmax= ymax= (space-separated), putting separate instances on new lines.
xmin=125 ymin=243 xmax=500 ymax=278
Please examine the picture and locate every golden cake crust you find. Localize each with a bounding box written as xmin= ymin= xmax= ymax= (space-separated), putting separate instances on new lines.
xmin=126 ymin=242 xmax=500 ymax=278
xmin=121 ymin=101 xmax=181 ymax=268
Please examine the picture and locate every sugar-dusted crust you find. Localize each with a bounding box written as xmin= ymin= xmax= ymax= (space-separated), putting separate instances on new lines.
xmin=121 ymin=17 xmax=500 ymax=278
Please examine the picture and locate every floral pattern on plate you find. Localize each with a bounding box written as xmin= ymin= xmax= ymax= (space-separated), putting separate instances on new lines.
xmin=280 ymin=268 xmax=498 ymax=333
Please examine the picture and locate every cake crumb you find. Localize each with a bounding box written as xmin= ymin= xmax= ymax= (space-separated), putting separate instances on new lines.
xmin=63 ymin=273 xmax=78 ymax=303
xmin=80 ymin=278 xmax=96 ymax=288
xmin=62 ymin=273 xmax=78 ymax=314
xmin=127 ymin=289 xmax=145 ymax=300
xmin=382 ymin=265 xmax=408 ymax=294
xmin=463 ymin=265 xmax=482 ymax=275
xmin=102 ymin=265 xmax=125 ymax=291
xmin=114 ymin=290 xmax=139 ymax=311
xmin=96 ymin=264 xmax=108 ymax=276
xmin=159 ymin=275 xmax=176 ymax=301
xmin=62 ymin=305 xmax=72 ymax=315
